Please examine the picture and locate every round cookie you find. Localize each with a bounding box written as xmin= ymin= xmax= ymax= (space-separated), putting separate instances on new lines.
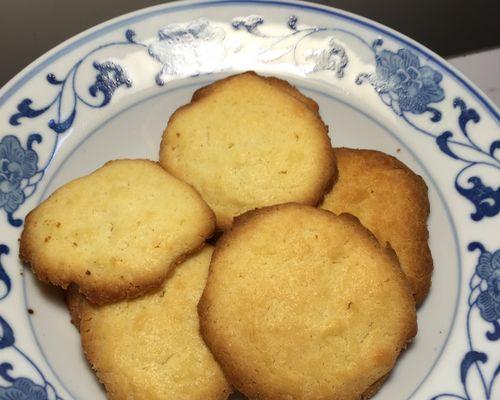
xmin=320 ymin=148 xmax=433 ymax=305
xmin=199 ymin=203 xmax=417 ymax=400
xmin=261 ymin=75 xmax=320 ymax=112
xmin=192 ymin=72 xmax=320 ymax=113
xmin=160 ymin=72 xmax=336 ymax=229
xmin=20 ymin=159 xmax=215 ymax=304
xmin=68 ymin=246 xmax=232 ymax=400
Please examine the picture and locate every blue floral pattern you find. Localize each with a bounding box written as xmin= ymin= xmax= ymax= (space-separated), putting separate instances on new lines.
xmin=14 ymin=16 xmax=496 ymax=225
xmin=0 ymin=378 xmax=48 ymax=400
xmin=0 ymin=136 xmax=38 ymax=214
xmin=475 ymin=248 xmax=500 ymax=324
xmin=147 ymin=18 xmax=226 ymax=85
xmin=0 ymin=136 xmax=41 ymax=226
xmin=231 ymin=15 xmax=349 ymax=76
xmin=357 ymin=41 xmax=499 ymax=221
xmin=356 ymin=41 xmax=444 ymax=121
xmin=88 ymin=62 xmax=132 ymax=109
xmin=369 ymin=48 xmax=444 ymax=117
xmin=0 ymin=15 xmax=141 ymax=398
xmin=10 ymin=61 xmax=131 ymax=134
xmin=432 ymin=243 xmax=500 ymax=400
xmin=0 ymin=10 xmax=497 ymax=400
xmin=0 ymin=247 xmax=61 ymax=399
xmin=1 ymin=16 xmax=352 ymax=227
xmin=436 ymin=99 xmax=500 ymax=222
xmin=3 ymin=37 xmax=135 ymax=226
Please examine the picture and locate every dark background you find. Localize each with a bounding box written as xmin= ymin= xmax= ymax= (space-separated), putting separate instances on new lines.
xmin=0 ymin=0 xmax=499 ymax=87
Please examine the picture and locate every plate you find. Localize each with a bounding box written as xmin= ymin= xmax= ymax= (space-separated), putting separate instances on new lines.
xmin=0 ymin=1 xmax=499 ymax=399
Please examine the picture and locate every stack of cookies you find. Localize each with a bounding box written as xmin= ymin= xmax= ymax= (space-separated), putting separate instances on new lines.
xmin=20 ymin=72 xmax=432 ymax=400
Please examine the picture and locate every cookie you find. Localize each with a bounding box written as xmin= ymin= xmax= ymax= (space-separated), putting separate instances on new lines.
xmin=20 ymin=159 xmax=215 ymax=304
xmin=160 ymin=72 xmax=336 ymax=229
xmin=199 ymin=203 xmax=417 ymax=400
xmin=69 ymin=246 xmax=232 ymax=400
xmin=260 ymin=75 xmax=320 ymax=112
xmin=192 ymin=72 xmax=319 ymax=113
xmin=320 ymin=148 xmax=433 ymax=305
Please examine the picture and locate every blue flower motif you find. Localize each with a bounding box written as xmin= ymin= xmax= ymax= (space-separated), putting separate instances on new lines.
xmin=309 ymin=38 xmax=348 ymax=78
xmin=371 ymin=49 xmax=444 ymax=115
xmin=89 ymin=61 xmax=132 ymax=108
xmin=148 ymin=18 xmax=225 ymax=85
xmin=0 ymin=136 xmax=38 ymax=214
xmin=476 ymin=249 xmax=500 ymax=322
xmin=0 ymin=378 xmax=48 ymax=400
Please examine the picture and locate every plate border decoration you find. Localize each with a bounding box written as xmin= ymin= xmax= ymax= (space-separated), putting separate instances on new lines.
xmin=429 ymin=243 xmax=500 ymax=400
xmin=0 ymin=1 xmax=498 ymax=399
xmin=0 ymin=244 xmax=63 ymax=400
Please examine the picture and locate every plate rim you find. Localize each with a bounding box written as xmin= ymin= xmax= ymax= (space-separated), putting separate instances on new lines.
xmin=0 ymin=0 xmax=499 ymax=120
xmin=0 ymin=1 xmax=498 ymax=399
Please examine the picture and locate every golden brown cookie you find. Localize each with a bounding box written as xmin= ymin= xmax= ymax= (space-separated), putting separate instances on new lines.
xmin=321 ymin=148 xmax=433 ymax=305
xmin=199 ymin=203 xmax=417 ymax=400
xmin=70 ymin=246 xmax=232 ymax=400
xmin=192 ymin=72 xmax=319 ymax=112
xmin=20 ymin=159 xmax=215 ymax=304
xmin=160 ymin=72 xmax=336 ymax=230
xmin=261 ymin=75 xmax=320 ymax=112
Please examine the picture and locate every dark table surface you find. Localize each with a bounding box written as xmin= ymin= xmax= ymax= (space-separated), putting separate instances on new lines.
xmin=1 ymin=0 xmax=499 ymax=87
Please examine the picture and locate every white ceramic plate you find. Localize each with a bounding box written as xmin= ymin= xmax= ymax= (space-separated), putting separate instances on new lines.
xmin=0 ymin=1 xmax=499 ymax=399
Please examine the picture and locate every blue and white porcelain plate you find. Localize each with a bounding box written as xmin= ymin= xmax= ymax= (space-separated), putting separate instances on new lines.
xmin=0 ymin=1 xmax=499 ymax=399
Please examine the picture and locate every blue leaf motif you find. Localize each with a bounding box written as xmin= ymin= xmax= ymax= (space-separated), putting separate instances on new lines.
xmin=486 ymin=321 xmax=500 ymax=341
xmin=0 ymin=316 xmax=14 ymax=350
xmin=0 ymin=363 xmax=14 ymax=383
xmin=7 ymin=213 xmax=22 ymax=227
xmin=26 ymin=134 xmax=42 ymax=151
xmin=46 ymin=74 xmax=63 ymax=85
xmin=9 ymin=100 xmax=51 ymax=127
xmin=125 ymin=29 xmax=137 ymax=43
xmin=0 ymin=244 xmax=10 ymax=301
xmin=490 ymin=140 xmax=500 ymax=157
xmin=427 ymin=107 xmax=442 ymax=122
xmin=460 ymin=351 xmax=487 ymax=384
xmin=454 ymin=98 xmax=480 ymax=139
xmin=436 ymin=132 xmax=460 ymax=160
xmin=48 ymin=110 xmax=76 ymax=134
xmin=468 ymin=242 xmax=486 ymax=252
xmin=456 ymin=174 xmax=500 ymax=222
